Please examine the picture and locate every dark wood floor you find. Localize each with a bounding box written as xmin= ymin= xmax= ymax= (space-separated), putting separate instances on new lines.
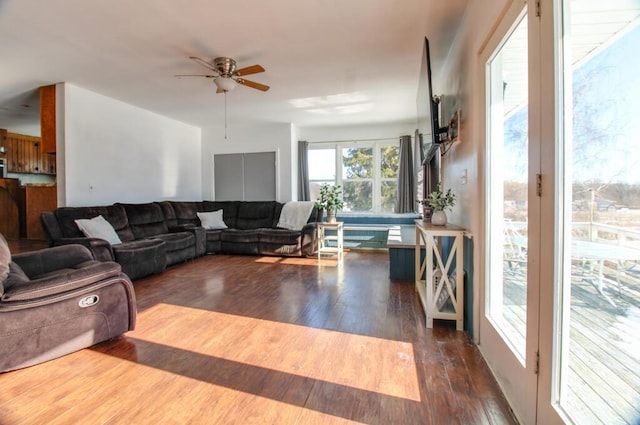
xmin=1 ymin=247 xmax=517 ymax=424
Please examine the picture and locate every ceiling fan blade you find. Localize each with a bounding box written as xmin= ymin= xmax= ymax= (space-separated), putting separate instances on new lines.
xmin=235 ymin=64 xmax=265 ymax=76
xmin=189 ymin=56 xmax=219 ymax=73
xmin=174 ymin=74 xmax=216 ymax=78
xmin=236 ymin=78 xmax=270 ymax=92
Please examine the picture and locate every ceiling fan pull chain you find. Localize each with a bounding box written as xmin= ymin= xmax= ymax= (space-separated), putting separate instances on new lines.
xmin=224 ymin=90 xmax=228 ymax=140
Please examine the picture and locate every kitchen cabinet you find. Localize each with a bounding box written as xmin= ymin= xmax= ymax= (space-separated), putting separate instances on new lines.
xmin=3 ymin=131 xmax=55 ymax=175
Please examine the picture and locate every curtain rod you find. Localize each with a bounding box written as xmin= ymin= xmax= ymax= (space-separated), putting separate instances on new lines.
xmin=308 ymin=136 xmax=414 ymax=144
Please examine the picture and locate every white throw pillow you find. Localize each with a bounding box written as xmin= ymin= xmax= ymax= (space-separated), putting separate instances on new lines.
xmin=197 ymin=210 xmax=228 ymax=230
xmin=75 ymin=215 xmax=122 ymax=245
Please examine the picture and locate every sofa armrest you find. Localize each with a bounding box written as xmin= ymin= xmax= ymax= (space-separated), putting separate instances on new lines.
xmin=168 ymin=224 xmax=196 ymax=232
xmin=2 ymin=260 xmax=122 ymax=302
xmin=12 ymin=244 xmax=97 ymax=278
xmin=301 ymin=222 xmax=318 ymax=256
xmin=170 ymin=225 xmax=206 ymax=256
xmin=52 ymin=237 xmax=114 ymax=262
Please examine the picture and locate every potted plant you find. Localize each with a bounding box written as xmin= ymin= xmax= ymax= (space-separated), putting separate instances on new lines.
xmin=315 ymin=184 xmax=344 ymax=223
xmin=420 ymin=182 xmax=455 ymax=225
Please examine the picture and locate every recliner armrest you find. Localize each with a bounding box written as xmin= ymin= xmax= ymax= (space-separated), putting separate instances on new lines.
xmin=2 ymin=260 xmax=122 ymax=302
xmin=52 ymin=237 xmax=114 ymax=262
xmin=12 ymin=244 xmax=97 ymax=278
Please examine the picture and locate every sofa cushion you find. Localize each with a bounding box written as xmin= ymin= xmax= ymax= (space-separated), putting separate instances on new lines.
xmin=197 ymin=210 xmax=227 ymax=230
xmin=221 ymin=229 xmax=260 ymax=244
xmin=74 ymin=215 xmax=123 ymax=245
xmin=235 ymin=201 xmax=277 ymax=230
xmin=111 ymin=239 xmax=167 ymax=280
xmin=0 ymin=234 xmax=11 ymax=292
xmin=118 ymin=203 xmax=169 ymax=239
xmin=156 ymin=201 xmax=177 ymax=227
xmin=170 ymin=201 xmax=200 ymax=227
xmin=258 ymin=229 xmax=303 ymax=245
xmin=150 ymin=232 xmax=195 ymax=252
xmin=54 ymin=205 xmax=135 ymax=242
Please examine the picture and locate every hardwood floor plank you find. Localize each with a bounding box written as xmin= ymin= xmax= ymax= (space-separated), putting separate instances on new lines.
xmin=0 ymin=250 xmax=516 ymax=424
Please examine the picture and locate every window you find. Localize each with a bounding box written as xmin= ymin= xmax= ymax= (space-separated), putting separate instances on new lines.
xmin=308 ymin=141 xmax=399 ymax=213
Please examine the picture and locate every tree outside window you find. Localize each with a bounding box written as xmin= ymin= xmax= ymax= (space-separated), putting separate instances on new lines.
xmin=308 ymin=142 xmax=400 ymax=213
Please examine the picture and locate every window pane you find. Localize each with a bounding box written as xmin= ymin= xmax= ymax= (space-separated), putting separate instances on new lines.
xmin=487 ymin=13 xmax=528 ymax=361
xmin=309 ymin=181 xmax=334 ymax=202
xmin=343 ymin=180 xmax=372 ymax=211
xmin=381 ymin=181 xmax=397 ymax=212
xmin=557 ymin=6 xmax=640 ymax=424
xmin=309 ymin=149 xmax=336 ymax=180
xmin=343 ymin=147 xmax=373 ymax=179
xmin=381 ymin=146 xmax=399 ymax=178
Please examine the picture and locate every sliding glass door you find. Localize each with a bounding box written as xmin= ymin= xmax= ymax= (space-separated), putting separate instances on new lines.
xmin=538 ymin=1 xmax=640 ymax=423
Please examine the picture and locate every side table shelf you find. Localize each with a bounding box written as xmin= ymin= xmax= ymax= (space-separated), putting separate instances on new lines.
xmin=414 ymin=220 xmax=465 ymax=330
xmin=317 ymin=221 xmax=344 ymax=260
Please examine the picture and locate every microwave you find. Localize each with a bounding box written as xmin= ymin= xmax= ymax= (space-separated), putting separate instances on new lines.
xmin=0 ymin=158 xmax=6 ymax=178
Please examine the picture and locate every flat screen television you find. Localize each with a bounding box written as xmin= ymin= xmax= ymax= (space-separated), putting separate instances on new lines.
xmin=422 ymin=37 xmax=448 ymax=164
xmin=420 ymin=37 xmax=446 ymax=200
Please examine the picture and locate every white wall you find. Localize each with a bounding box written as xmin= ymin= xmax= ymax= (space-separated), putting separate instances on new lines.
xmin=201 ymin=123 xmax=294 ymax=202
xmin=298 ymin=120 xmax=416 ymax=143
xmin=60 ymin=83 xmax=201 ymax=206
xmin=436 ymin=0 xmax=512 ymax=339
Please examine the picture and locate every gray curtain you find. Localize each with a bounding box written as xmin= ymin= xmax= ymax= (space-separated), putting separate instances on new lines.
xmin=414 ymin=129 xmax=424 ymax=202
xmin=395 ymin=135 xmax=415 ymax=213
xmin=298 ymin=141 xmax=310 ymax=201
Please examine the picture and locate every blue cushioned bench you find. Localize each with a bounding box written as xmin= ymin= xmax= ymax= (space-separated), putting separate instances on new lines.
xmin=387 ymin=225 xmax=422 ymax=280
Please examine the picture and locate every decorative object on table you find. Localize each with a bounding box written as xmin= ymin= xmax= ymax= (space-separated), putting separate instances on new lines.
xmin=420 ymin=182 xmax=456 ymax=226
xmin=314 ymin=184 xmax=344 ymax=223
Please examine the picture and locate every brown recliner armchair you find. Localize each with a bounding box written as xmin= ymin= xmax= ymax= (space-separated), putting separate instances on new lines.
xmin=0 ymin=234 xmax=137 ymax=373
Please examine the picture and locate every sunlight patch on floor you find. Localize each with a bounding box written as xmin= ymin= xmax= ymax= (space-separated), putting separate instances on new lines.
xmin=131 ymin=303 xmax=421 ymax=402
xmin=254 ymin=256 xmax=343 ymax=267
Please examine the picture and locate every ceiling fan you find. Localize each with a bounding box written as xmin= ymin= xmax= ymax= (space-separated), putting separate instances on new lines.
xmin=175 ymin=56 xmax=270 ymax=93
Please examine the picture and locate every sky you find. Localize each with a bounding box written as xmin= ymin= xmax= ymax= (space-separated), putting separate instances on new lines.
xmin=504 ymin=21 xmax=640 ymax=184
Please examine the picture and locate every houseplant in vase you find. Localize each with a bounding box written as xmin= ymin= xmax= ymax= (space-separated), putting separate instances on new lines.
xmin=315 ymin=184 xmax=344 ymax=223
xmin=421 ymin=182 xmax=456 ymax=226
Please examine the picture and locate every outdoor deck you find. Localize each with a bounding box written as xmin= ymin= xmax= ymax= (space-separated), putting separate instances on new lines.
xmin=503 ymin=259 xmax=640 ymax=424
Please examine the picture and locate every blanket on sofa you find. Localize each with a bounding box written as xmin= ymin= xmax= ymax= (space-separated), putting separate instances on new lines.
xmin=277 ymin=201 xmax=315 ymax=230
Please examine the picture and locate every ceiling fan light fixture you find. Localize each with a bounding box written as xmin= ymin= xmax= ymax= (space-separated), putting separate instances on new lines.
xmin=214 ymin=77 xmax=237 ymax=92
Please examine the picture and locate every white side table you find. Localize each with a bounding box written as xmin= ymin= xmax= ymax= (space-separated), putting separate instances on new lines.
xmin=415 ymin=220 xmax=465 ymax=330
xmin=317 ymin=221 xmax=344 ymax=260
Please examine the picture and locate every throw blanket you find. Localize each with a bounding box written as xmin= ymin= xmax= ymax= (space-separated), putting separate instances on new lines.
xmin=277 ymin=201 xmax=315 ymax=230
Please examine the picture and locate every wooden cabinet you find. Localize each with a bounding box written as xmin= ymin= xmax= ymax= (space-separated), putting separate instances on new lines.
xmin=0 ymin=178 xmax=21 ymax=240
xmin=0 ymin=129 xmax=7 ymax=159
xmin=6 ymin=133 xmax=41 ymax=173
xmin=42 ymin=153 xmax=56 ymax=175
xmin=3 ymin=131 xmax=56 ymax=175
xmin=40 ymin=85 xmax=56 ymax=154
xmin=25 ymin=185 xmax=57 ymax=240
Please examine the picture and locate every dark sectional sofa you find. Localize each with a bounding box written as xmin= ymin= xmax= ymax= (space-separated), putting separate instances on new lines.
xmin=41 ymin=200 xmax=321 ymax=280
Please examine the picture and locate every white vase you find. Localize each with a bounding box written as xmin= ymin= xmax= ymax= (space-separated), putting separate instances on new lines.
xmin=326 ymin=209 xmax=337 ymax=223
xmin=431 ymin=210 xmax=447 ymax=226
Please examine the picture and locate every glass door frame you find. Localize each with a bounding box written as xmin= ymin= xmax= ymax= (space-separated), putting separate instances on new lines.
xmin=479 ymin=1 xmax=542 ymax=423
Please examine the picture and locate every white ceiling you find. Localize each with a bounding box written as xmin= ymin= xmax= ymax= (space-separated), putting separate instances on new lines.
xmin=0 ymin=0 xmax=468 ymax=132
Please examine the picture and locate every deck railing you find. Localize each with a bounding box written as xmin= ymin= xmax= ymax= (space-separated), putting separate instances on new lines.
xmin=506 ymin=221 xmax=640 ymax=249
